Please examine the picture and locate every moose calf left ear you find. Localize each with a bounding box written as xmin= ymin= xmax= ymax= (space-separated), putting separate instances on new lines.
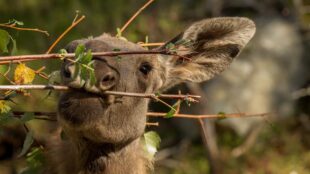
xmin=159 ymin=17 xmax=256 ymax=90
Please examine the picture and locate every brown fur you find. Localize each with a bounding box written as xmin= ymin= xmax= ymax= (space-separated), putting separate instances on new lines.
xmin=45 ymin=17 xmax=255 ymax=174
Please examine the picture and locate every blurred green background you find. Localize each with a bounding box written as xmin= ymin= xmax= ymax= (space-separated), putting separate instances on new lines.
xmin=0 ymin=0 xmax=310 ymax=174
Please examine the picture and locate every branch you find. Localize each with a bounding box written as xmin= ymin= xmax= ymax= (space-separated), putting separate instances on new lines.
xmin=0 ymin=24 xmax=49 ymax=36
xmin=138 ymin=42 xmax=165 ymax=47
xmin=0 ymin=50 xmax=186 ymax=65
xmin=146 ymin=122 xmax=159 ymax=126
xmin=119 ymin=0 xmax=155 ymax=34
xmin=0 ymin=85 xmax=200 ymax=101
xmin=46 ymin=15 xmax=85 ymax=54
xmin=147 ymin=112 xmax=271 ymax=119
xmin=11 ymin=111 xmax=270 ymax=121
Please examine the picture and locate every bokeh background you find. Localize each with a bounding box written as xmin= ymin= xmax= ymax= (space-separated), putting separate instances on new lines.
xmin=0 ymin=0 xmax=310 ymax=173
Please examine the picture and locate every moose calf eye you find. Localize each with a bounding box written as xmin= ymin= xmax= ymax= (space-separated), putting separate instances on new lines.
xmin=139 ymin=63 xmax=153 ymax=76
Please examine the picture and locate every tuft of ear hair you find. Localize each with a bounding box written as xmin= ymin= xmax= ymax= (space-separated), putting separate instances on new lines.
xmin=159 ymin=17 xmax=256 ymax=90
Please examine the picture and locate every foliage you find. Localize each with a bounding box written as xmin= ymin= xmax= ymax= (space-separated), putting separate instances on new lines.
xmin=73 ymin=44 xmax=96 ymax=86
xmin=143 ymin=131 xmax=161 ymax=160
xmin=0 ymin=29 xmax=10 ymax=53
xmin=20 ymin=147 xmax=44 ymax=174
xmin=165 ymin=101 xmax=181 ymax=118
xmin=14 ymin=64 xmax=36 ymax=84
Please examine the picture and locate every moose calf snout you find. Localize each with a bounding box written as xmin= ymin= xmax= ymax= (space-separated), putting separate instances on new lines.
xmin=62 ymin=59 xmax=119 ymax=92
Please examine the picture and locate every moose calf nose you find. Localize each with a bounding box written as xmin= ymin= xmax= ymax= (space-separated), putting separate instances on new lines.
xmin=63 ymin=63 xmax=75 ymax=79
xmin=99 ymin=72 xmax=118 ymax=91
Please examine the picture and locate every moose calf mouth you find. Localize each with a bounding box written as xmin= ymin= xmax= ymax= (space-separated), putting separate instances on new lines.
xmin=58 ymin=89 xmax=113 ymax=127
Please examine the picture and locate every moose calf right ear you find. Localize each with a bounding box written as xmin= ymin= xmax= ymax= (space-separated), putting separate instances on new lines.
xmin=158 ymin=17 xmax=256 ymax=90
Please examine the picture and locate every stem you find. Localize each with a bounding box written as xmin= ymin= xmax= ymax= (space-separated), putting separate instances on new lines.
xmin=0 ymin=85 xmax=201 ymax=101
xmin=0 ymin=24 xmax=49 ymax=36
xmin=0 ymin=50 xmax=170 ymax=65
xmin=119 ymin=0 xmax=155 ymax=34
xmin=10 ymin=111 xmax=271 ymax=120
xmin=46 ymin=15 xmax=85 ymax=54
xmin=146 ymin=112 xmax=271 ymax=119
xmin=138 ymin=42 xmax=165 ymax=47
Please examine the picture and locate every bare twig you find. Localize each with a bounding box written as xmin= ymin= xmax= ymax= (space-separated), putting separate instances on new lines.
xmin=11 ymin=111 xmax=270 ymax=121
xmin=0 ymin=50 xmax=190 ymax=65
xmin=0 ymin=85 xmax=200 ymax=101
xmin=146 ymin=122 xmax=159 ymax=126
xmin=0 ymin=72 xmax=15 ymax=84
xmin=46 ymin=15 xmax=85 ymax=54
xmin=147 ymin=112 xmax=271 ymax=119
xmin=138 ymin=42 xmax=165 ymax=47
xmin=35 ymin=66 xmax=49 ymax=80
xmin=119 ymin=0 xmax=155 ymax=34
xmin=0 ymin=24 xmax=49 ymax=36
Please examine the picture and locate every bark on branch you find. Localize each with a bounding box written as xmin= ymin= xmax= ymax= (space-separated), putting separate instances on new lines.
xmin=0 ymin=85 xmax=200 ymax=101
xmin=0 ymin=50 xmax=186 ymax=65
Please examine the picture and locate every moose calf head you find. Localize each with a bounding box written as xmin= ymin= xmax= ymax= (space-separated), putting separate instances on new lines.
xmin=58 ymin=17 xmax=255 ymax=146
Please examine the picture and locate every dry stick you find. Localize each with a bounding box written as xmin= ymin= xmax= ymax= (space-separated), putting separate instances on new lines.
xmin=119 ymin=0 xmax=155 ymax=34
xmin=0 ymin=50 xmax=179 ymax=65
xmin=0 ymin=85 xmax=200 ymax=101
xmin=138 ymin=42 xmax=165 ymax=47
xmin=10 ymin=111 xmax=270 ymax=121
xmin=0 ymin=72 xmax=15 ymax=84
xmin=0 ymin=24 xmax=49 ymax=36
xmin=146 ymin=122 xmax=159 ymax=126
xmin=34 ymin=66 xmax=49 ymax=80
xmin=147 ymin=112 xmax=270 ymax=119
xmin=45 ymin=15 xmax=85 ymax=54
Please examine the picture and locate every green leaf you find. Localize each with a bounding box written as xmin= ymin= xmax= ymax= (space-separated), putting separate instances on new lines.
xmin=145 ymin=35 xmax=149 ymax=44
xmin=0 ymin=100 xmax=11 ymax=113
xmin=11 ymin=38 xmax=17 ymax=55
xmin=165 ymin=42 xmax=175 ymax=49
xmin=0 ymin=112 xmax=15 ymax=125
xmin=155 ymin=92 xmax=161 ymax=96
xmin=58 ymin=48 xmax=67 ymax=54
xmin=21 ymin=147 xmax=44 ymax=174
xmin=165 ymin=101 xmax=180 ymax=118
xmin=80 ymin=49 xmax=92 ymax=64
xmin=75 ymin=44 xmax=86 ymax=62
xmin=80 ymin=66 xmax=88 ymax=81
xmin=116 ymin=28 xmax=122 ymax=37
xmin=217 ymin=111 xmax=227 ymax=120
xmin=26 ymin=147 xmax=44 ymax=166
xmin=0 ymin=29 xmax=10 ymax=53
xmin=20 ymin=112 xmax=35 ymax=123
xmin=89 ymin=69 xmax=96 ymax=86
xmin=73 ymin=63 xmax=80 ymax=79
xmin=8 ymin=19 xmax=24 ymax=26
xmin=143 ymin=131 xmax=161 ymax=159
xmin=48 ymin=70 xmax=61 ymax=85
xmin=18 ymin=131 xmax=34 ymax=157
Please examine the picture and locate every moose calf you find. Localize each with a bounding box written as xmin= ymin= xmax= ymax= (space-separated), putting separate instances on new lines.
xmin=45 ymin=17 xmax=255 ymax=174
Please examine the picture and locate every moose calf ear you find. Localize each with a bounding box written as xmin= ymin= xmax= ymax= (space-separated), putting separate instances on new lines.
xmin=159 ymin=17 xmax=256 ymax=90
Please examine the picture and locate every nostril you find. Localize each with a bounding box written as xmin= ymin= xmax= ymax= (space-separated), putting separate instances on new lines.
xmin=100 ymin=73 xmax=117 ymax=90
xmin=102 ymin=74 xmax=115 ymax=82
xmin=63 ymin=66 xmax=71 ymax=78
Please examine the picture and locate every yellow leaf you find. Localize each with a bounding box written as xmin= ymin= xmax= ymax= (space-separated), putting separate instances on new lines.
xmin=14 ymin=64 xmax=35 ymax=84
xmin=0 ymin=100 xmax=11 ymax=114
